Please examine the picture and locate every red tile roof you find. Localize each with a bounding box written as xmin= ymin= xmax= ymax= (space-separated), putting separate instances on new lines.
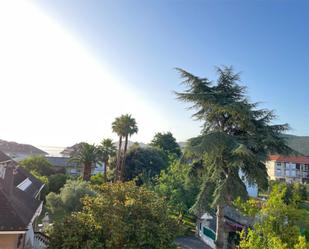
xmin=268 ymin=155 xmax=309 ymax=164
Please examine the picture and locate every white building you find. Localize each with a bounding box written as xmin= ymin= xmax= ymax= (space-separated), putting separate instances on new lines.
xmin=266 ymin=155 xmax=309 ymax=184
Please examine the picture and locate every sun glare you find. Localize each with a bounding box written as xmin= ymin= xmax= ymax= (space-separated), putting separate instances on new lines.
xmin=0 ymin=1 xmax=168 ymax=146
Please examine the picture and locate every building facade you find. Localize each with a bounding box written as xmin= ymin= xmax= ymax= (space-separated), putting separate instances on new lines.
xmin=197 ymin=206 xmax=253 ymax=249
xmin=45 ymin=156 xmax=105 ymax=176
xmin=266 ymin=155 xmax=309 ymax=184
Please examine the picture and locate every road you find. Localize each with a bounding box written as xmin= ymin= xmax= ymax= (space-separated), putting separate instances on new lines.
xmin=175 ymin=236 xmax=212 ymax=249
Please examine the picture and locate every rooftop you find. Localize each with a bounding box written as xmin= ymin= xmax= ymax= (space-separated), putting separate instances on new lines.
xmin=268 ymin=155 xmax=309 ymax=164
xmin=0 ymin=152 xmax=44 ymax=232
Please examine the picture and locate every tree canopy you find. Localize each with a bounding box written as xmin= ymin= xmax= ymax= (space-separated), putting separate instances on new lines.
xmin=150 ymin=132 xmax=181 ymax=157
xmin=123 ymin=145 xmax=168 ymax=184
xmin=154 ymin=161 xmax=200 ymax=220
xmin=49 ymin=182 xmax=177 ymax=249
xmin=238 ymin=183 xmax=308 ymax=249
xmin=70 ymin=143 xmax=99 ymax=181
xmin=20 ymin=155 xmax=54 ymax=176
xmin=112 ymin=114 xmax=138 ymax=181
xmin=46 ymin=179 xmax=95 ymax=214
xmin=175 ymin=66 xmax=292 ymax=248
xmin=98 ymin=138 xmax=117 ymax=182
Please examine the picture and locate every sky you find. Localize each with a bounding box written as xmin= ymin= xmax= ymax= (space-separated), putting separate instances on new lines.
xmin=0 ymin=0 xmax=308 ymax=148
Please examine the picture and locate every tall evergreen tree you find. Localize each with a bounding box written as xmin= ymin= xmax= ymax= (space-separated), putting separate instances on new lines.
xmin=175 ymin=66 xmax=292 ymax=249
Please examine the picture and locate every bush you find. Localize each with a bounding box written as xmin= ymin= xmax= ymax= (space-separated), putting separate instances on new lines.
xmin=46 ymin=180 xmax=95 ymax=214
xmin=46 ymin=192 xmax=62 ymax=213
xmin=48 ymin=174 xmax=67 ymax=193
xmin=49 ymin=182 xmax=178 ymax=249
xmin=90 ymin=173 xmax=104 ymax=185
xmin=20 ymin=156 xmax=54 ymax=176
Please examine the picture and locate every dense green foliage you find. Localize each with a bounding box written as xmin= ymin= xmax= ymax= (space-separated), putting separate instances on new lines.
xmin=239 ymin=183 xmax=309 ymax=249
xmin=150 ymin=132 xmax=181 ymax=157
xmin=124 ymin=145 xmax=168 ymax=183
xmin=49 ymin=182 xmax=177 ymax=249
xmin=154 ymin=161 xmax=200 ymax=221
xmin=20 ymin=155 xmax=54 ymax=176
xmin=48 ymin=173 xmax=67 ymax=193
xmin=46 ymin=180 xmax=95 ymax=213
xmin=175 ymin=66 xmax=292 ymax=248
xmin=90 ymin=172 xmax=105 ymax=185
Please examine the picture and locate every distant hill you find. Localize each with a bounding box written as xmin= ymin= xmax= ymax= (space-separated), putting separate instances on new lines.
xmin=282 ymin=134 xmax=309 ymax=156
xmin=0 ymin=139 xmax=47 ymax=161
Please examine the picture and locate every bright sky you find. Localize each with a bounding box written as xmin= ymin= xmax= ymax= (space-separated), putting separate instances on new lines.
xmin=0 ymin=0 xmax=308 ymax=148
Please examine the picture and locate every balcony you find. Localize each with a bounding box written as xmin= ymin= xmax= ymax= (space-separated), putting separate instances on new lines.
xmin=33 ymin=232 xmax=50 ymax=249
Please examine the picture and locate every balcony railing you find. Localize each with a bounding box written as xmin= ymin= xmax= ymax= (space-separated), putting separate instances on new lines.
xmin=33 ymin=232 xmax=49 ymax=249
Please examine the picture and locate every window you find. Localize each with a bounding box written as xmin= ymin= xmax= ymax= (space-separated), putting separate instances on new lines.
xmin=203 ymin=227 xmax=216 ymax=241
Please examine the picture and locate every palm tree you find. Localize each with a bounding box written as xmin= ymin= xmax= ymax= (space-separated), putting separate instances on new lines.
xmin=98 ymin=138 xmax=117 ymax=182
xmin=70 ymin=143 xmax=99 ymax=181
xmin=112 ymin=114 xmax=138 ymax=181
xmin=120 ymin=114 xmax=138 ymax=181
xmin=112 ymin=116 xmax=125 ymax=181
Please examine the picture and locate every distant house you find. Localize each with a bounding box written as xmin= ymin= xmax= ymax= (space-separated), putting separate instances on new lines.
xmin=45 ymin=156 xmax=105 ymax=176
xmin=266 ymin=155 xmax=309 ymax=184
xmin=197 ymin=206 xmax=253 ymax=249
xmin=45 ymin=156 xmax=79 ymax=175
xmin=0 ymin=151 xmax=47 ymax=249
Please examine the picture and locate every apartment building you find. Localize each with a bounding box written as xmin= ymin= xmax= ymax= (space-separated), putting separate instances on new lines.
xmin=266 ymin=155 xmax=309 ymax=184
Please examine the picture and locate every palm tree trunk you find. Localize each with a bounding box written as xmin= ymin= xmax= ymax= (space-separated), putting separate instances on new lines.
xmin=116 ymin=136 xmax=122 ymax=181
xmin=104 ymin=159 xmax=108 ymax=182
xmin=83 ymin=162 xmax=92 ymax=181
xmin=120 ymin=135 xmax=129 ymax=182
xmin=215 ymin=204 xmax=225 ymax=249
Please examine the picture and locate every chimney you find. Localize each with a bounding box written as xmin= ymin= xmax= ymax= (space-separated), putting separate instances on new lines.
xmin=4 ymin=163 xmax=14 ymax=197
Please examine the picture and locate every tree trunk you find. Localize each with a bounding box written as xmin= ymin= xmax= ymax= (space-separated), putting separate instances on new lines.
xmin=83 ymin=162 xmax=92 ymax=181
xmin=120 ymin=135 xmax=128 ymax=182
xmin=116 ymin=136 xmax=122 ymax=181
xmin=215 ymin=204 xmax=225 ymax=249
xmin=104 ymin=159 xmax=108 ymax=182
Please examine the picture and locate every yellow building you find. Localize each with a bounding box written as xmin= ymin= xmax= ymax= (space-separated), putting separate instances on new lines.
xmin=266 ymin=155 xmax=309 ymax=184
